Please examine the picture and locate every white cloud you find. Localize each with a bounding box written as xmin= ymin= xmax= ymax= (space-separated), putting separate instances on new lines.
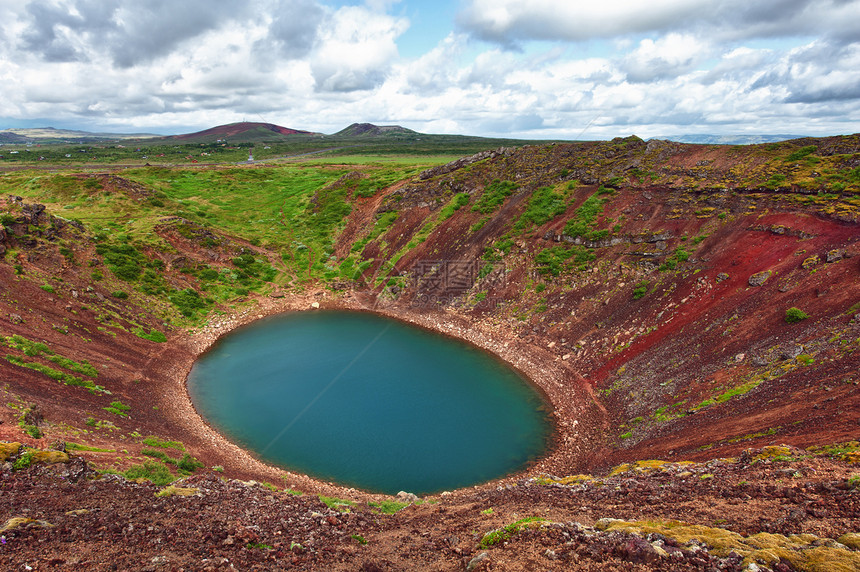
xmin=310 ymin=6 xmax=408 ymax=92
xmin=621 ymin=34 xmax=710 ymax=83
xmin=457 ymin=0 xmax=860 ymax=46
xmin=0 ymin=0 xmax=858 ymax=138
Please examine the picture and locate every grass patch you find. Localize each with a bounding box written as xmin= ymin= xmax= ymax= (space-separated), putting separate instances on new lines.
xmin=319 ymin=495 xmax=356 ymax=512
xmin=697 ymin=380 xmax=761 ymax=409
xmin=65 ymin=442 xmax=115 ymax=452
xmin=563 ymin=191 xmax=609 ymax=239
xmin=368 ymin=500 xmax=410 ymax=514
xmin=512 ymin=186 xmax=567 ymax=232
xmin=472 ymin=179 xmax=518 ymax=214
xmin=5 ymin=354 xmax=104 ymax=393
xmin=438 ymin=192 xmax=470 ymax=220
xmin=479 ymin=517 xmax=546 ymax=548
xmin=132 ymin=327 xmax=167 ymax=343
xmin=535 ymin=245 xmax=595 ymax=276
xmin=141 ymin=436 xmax=185 ymax=451
xmin=123 ymin=460 xmax=175 ymax=485
xmin=141 ymin=449 xmax=204 ymax=473
xmin=103 ymin=401 xmax=131 ymax=417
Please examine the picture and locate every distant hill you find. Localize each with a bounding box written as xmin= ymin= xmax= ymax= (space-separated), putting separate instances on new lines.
xmin=334 ymin=123 xmax=418 ymax=137
xmin=0 ymin=127 xmax=159 ymax=143
xmin=654 ymin=134 xmax=806 ymax=145
xmin=165 ymin=122 xmax=317 ymax=143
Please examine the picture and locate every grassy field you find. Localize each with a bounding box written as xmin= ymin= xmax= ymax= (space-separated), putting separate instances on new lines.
xmin=0 ymin=141 xmax=468 ymax=322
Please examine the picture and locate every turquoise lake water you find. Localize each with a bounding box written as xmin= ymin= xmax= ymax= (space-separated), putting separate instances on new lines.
xmin=187 ymin=310 xmax=552 ymax=494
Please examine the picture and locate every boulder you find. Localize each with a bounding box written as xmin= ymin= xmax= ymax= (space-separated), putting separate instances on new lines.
xmin=0 ymin=442 xmax=22 ymax=462
xmin=748 ymin=271 xmax=772 ymax=287
xmin=396 ymin=491 xmax=418 ymax=503
xmin=826 ymin=249 xmax=844 ymax=263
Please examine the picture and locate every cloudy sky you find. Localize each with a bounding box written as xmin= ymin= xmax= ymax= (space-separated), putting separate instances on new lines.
xmin=1 ymin=0 xmax=859 ymax=139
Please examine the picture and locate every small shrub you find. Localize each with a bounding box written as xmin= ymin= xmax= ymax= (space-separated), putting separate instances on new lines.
xmin=632 ymin=281 xmax=649 ymax=300
xmin=785 ymin=307 xmax=810 ymax=323
xmin=13 ymin=451 xmax=34 ymax=470
xmin=123 ymin=460 xmax=174 ymax=485
xmin=176 ymin=453 xmax=204 ymax=473
xmin=111 ymin=290 xmax=128 ymax=299
xmin=786 ymin=145 xmax=817 ymax=162
xmin=40 ymin=284 xmax=56 ymax=294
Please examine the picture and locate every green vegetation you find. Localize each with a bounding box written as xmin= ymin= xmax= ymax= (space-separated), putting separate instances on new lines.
xmin=785 ymin=146 xmax=817 ymax=162
xmin=123 ymin=460 xmax=175 ymax=485
xmin=5 ymin=354 xmax=104 ymax=393
xmin=632 ymin=281 xmax=649 ymax=299
xmin=697 ymin=380 xmax=761 ymax=409
xmin=479 ymin=517 xmax=546 ymax=548
xmin=319 ymin=495 xmax=356 ymax=512
xmin=13 ymin=451 xmax=35 ymax=470
xmin=103 ymin=400 xmax=131 ymax=417
xmin=563 ymin=191 xmax=610 ymax=240
xmin=439 ymin=192 xmax=471 ymax=220
xmin=141 ymin=449 xmax=204 ymax=474
xmin=65 ymin=442 xmax=114 ymax=452
xmin=659 ymin=247 xmax=690 ymax=271
xmin=785 ymin=307 xmax=810 ymax=323
xmin=141 ymin=436 xmax=185 ymax=450
xmin=513 ymin=186 xmax=567 ymax=232
xmin=535 ymin=245 xmax=595 ymax=276
xmin=133 ymin=327 xmax=167 ymax=343
xmin=472 ymin=179 xmax=518 ymax=214
xmin=368 ymin=500 xmax=410 ymax=514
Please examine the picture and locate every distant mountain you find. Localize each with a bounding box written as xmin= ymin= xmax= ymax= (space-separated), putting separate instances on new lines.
xmin=334 ymin=123 xmax=418 ymax=137
xmin=0 ymin=127 xmax=159 ymax=143
xmin=166 ymin=122 xmax=317 ymax=143
xmin=0 ymin=131 xmax=30 ymax=144
xmin=654 ymin=134 xmax=806 ymax=145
